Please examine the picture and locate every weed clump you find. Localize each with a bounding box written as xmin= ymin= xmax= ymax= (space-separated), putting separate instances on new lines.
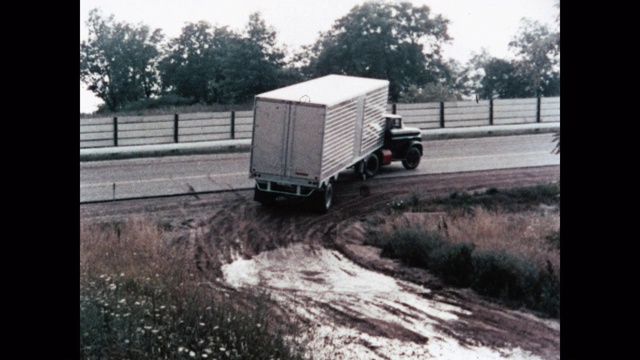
xmin=367 ymin=183 xmax=561 ymax=318
xmin=80 ymin=218 xmax=304 ymax=360
xmin=428 ymin=242 xmax=476 ymax=287
xmin=369 ymin=225 xmax=560 ymax=317
xmin=379 ymin=228 xmax=447 ymax=267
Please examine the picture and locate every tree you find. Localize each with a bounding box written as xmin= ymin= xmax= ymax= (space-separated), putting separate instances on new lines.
xmin=214 ymin=12 xmax=287 ymax=103
xmin=470 ymin=54 xmax=531 ymax=99
xmin=160 ymin=13 xmax=287 ymax=105
xmin=509 ymin=19 xmax=560 ymax=97
xmin=159 ymin=22 xmax=239 ymax=104
xmin=80 ymin=9 xmax=163 ymax=111
xmin=399 ymin=83 xmax=462 ymax=103
xmin=298 ymin=1 xmax=452 ymax=101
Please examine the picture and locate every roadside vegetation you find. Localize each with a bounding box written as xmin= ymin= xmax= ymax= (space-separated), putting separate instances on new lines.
xmin=365 ymin=183 xmax=560 ymax=318
xmin=81 ymin=2 xmax=559 ymax=115
xmin=80 ymin=217 xmax=305 ymax=360
xmin=80 ymin=183 xmax=560 ymax=357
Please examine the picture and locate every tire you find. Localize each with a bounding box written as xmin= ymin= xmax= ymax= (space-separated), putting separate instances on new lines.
xmin=313 ymin=182 xmax=333 ymax=213
xmin=254 ymin=185 xmax=276 ymax=206
xmin=364 ymin=153 xmax=380 ymax=178
xmin=402 ymin=146 xmax=421 ymax=170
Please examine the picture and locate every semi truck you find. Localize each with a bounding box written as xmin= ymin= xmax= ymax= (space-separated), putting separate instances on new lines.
xmin=249 ymin=74 xmax=423 ymax=212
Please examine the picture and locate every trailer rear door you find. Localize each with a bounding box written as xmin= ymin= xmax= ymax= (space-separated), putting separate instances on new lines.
xmin=285 ymin=104 xmax=324 ymax=180
xmin=252 ymin=100 xmax=288 ymax=177
xmin=251 ymin=100 xmax=325 ymax=180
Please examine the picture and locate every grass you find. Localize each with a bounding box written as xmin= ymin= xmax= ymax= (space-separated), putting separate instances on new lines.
xmin=388 ymin=183 xmax=560 ymax=214
xmin=80 ymin=217 xmax=305 ymax=360
xmin=366 ymin=184 xmax=560 ymax=318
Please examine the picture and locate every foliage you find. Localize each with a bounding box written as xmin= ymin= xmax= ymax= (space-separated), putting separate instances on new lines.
xmin=81 ymin=3 xmax=560 ymax=114
xmin=80 ymin=218 xmax=304 ymax=359
xmin=214 ymin=13 xmax=285 ymax=104
xmin=398 ymin=83 xmax=462 ymax=103
xmin=471 ymin=250 xmax=559 ymax=317
xmin=378 ymin=227 xmax=447 ymax=267
xmin=467 ymin=52 xmax=532 ymax=99
xmin=429 ymin=184 xmax=560 ymax=214
xmin=101 ymin=94 xmax=196 ymax=114
xmin=365 ymin=183 xmax=561 ymax=317
xmin=80 ymin=9 xmax=164 ymax=111
xmin=80 ymin=276 xmax=303 ymax=359
xmin=464 ymin=8 xmax=560 ymax=101
xmin=159 ymin=12 xmax=288 ymax=105
xmin=366 ymin=224 xmax=560 ymax=317
xmin=297 ymin=1 xmax=454 ymax=101
xmin=428 ymin=242 xmax=475 ymax=286
xmin=471 ymin=250 xmax=537 ymax=301
xmin=159 ymin=22 xmax=238 ymax=104
xmin=508 ymin=19 xmax=560 ymax=97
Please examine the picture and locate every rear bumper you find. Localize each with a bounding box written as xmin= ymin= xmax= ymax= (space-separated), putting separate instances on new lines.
xmin=255 ymin=179 xmax=317 ymax=197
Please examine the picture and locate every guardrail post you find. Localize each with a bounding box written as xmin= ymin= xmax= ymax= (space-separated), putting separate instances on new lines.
xmin=439 ymin=102 xmax=445 ymax=128
xmin=113 ymin=117 xmax=118 ymax=146
xmin=174 ymin=114 xmax=179 ymax=143
xmin=536 ymin=97 xmax=541 ymax=123
xmin=231 ymin=111 xmax=236 ymax=139
xmin=392 ymin=103 xmax=396 ymax=115
xmin=489 ymin=99 xmax=494 ymax=125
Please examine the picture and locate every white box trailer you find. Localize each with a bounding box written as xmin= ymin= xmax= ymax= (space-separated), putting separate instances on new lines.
xmin=249 ymin=74 xmax=423 ymax=212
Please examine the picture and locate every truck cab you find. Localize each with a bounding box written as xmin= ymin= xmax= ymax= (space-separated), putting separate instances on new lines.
xmin=383 ymin=114 xmax=423 ymax=170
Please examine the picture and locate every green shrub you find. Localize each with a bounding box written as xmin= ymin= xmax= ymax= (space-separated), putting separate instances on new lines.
xmin=472 ymin=250 xmax=520 ymax=300
xmin=429 ymin=244 xmax=560 ymax=317
xmin=366 ymin=225 xmax=560 ymax=318
xmin=537 ymin=261 xmax=560 ymax=317
xmin=380 ymin=227 xmax=447 ymax=268
xmin=428 ymin=242 xmax=476 ymax=287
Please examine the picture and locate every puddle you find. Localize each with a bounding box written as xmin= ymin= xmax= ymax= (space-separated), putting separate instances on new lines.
xmin=222 ymin=243 xmax=543 ymax=359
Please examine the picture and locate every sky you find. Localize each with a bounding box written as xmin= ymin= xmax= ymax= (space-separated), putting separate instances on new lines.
xmin=80 ymin=0 xmax=559 ymax=113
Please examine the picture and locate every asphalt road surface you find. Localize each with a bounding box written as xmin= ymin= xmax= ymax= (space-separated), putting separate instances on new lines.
xmin=80 ymin=133 xmax=559 ymax=203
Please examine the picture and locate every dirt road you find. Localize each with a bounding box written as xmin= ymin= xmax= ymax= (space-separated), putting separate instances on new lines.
xmin=80 ymin=165 xmax=560 ymax=359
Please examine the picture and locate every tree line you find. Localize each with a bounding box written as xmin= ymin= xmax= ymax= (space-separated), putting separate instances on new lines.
xmin=80 ymin=1 xmax=560 ymax=113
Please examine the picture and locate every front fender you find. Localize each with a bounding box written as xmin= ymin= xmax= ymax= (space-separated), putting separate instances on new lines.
xmin=408 ymin=140 xmax=423 ymax=156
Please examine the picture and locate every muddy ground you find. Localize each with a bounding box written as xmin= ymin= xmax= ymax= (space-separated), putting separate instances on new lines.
xmin=80 ymin=165 xmax=560 ymax=359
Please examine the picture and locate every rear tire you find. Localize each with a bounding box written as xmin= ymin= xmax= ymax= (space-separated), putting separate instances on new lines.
xmin=364 ymin=153 xmax=380 ymax=178
xmin=313 ymin=182 xmax=333 ymax=213
xmin=402 ymin=147 xmax=421 ymax=170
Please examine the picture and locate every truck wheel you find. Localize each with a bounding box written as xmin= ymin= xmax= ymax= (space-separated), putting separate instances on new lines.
xmin=254 ymin=185 xmax=276 ymax=206
xmin=402 ymin=147 xmax=421 ymax=170
xmin=313 ymin=182 xmax=333 ymax=213
xmin=364 ymin=153 xmax=380 ymax=178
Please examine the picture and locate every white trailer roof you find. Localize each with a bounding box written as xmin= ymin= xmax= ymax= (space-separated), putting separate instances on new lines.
xmin=256 ymin=74 xmax=389 ymax=107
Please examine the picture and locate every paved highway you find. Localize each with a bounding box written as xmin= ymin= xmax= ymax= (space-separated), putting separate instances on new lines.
xmin=80 ymin=133 xmax=559 ymax=202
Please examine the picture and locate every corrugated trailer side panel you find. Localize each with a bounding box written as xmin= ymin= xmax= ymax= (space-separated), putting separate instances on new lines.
xmin=320 ymin=98 xmax=359 ymax=179
xmin=358 ymin=86 xmax=389 ymax=156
